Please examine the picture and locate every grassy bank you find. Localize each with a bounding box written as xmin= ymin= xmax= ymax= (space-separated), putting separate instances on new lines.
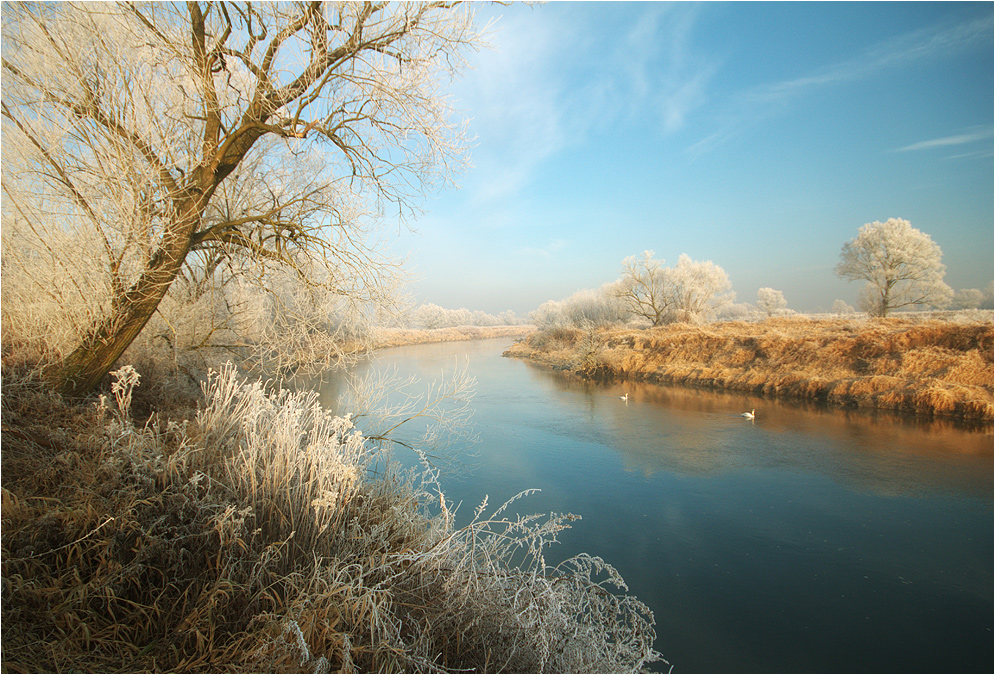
xmin=1 ymin=363 xmax=659 ymax=673
xmin=373 ymin=324 xmax=534 ymax=349
xmin=504 ymin=315 xmax=994 ymax=421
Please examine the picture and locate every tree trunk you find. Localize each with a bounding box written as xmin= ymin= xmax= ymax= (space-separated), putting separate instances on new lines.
xmin=53 ymin=198 xmax=203 ymax=397
xmin=51 ymin=121 xmax=268 ymax=397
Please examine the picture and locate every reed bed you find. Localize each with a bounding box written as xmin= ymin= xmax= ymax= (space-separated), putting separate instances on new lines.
xmin=505 ymin=315 xmax=994 ymax=421
xmin=2 ymin=364 xmax=660 ymax=673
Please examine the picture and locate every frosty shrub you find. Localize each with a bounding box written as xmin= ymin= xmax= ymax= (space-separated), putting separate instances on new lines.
xmin=530 ymin=284 xmax=631 ymax=330
xmin=190 ymin=364 xmax=664 ymax=672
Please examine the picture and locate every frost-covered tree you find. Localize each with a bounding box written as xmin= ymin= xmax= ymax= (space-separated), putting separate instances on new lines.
xmin=411 ymin=304 xmax=507 ymax=329
xmin=617 ymin=251 xmax=670 ymax=326
xmin=664 ymin=254 xmax=735 ymax=322
xmin=413 ymin=303 xmax=449 ymax=329
xmin=831 ymin=299 xmax=855 ymax=315
xmin=756 ymin=287 xmax=788 ymax=317
xmin=528 ymin=300 xmax=566 ymax=331
xmin=498 ymin=310 xmax=520 ymax=325
xmin=835 ymin=218 xmax=953 ymax=317
xmin=2 ymin=2 xmax=480 ymax=395
xmin=450 ymin=307 xmax=474 ymax=327
xmin=952 ymin=288 xmax=985 ymax=310
xmin=617 ymin=251 xmax=734 ymax=324
xmin=562 ymin=284 xmax=630 ymax=327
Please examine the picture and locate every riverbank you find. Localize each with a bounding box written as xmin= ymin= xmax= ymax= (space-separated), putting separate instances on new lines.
xmin=504 ymin=315 xmax=994 ymax=421
xmin=373 ymin=324 xmax=534 ymax=349
xmin=1 ymin=356 xmax=657 ymax=672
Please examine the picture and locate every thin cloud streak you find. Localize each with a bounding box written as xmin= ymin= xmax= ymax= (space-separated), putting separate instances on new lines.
xmin=894 ymin=127 xmax=993 ymax=152
xmin=686 ymin=15 xmax=993 ymax=158
xmin=753 ymin=16 xmax=992 ymax=102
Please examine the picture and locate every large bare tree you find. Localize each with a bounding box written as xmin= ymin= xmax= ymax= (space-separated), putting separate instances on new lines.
xmin=1 ymin=1 xmax=479 ymax=395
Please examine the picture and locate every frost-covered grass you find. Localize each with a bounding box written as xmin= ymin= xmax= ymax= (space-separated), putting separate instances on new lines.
xmin=2 ymin=363 xmax=661 ymax=672
xmin=506 ymin=314 xmax=994 ymax=421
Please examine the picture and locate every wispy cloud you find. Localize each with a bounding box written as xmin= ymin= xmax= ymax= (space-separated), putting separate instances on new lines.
xmin=455 ymin=2 xmax=719 ymax=207
xmin=753 ymin=16 xmax=992 ymax=103
xmin=452 ymin=7 xmax=572 ymax=206
xmin=893 ymin=126 xmax=993 ymax=152
xmin=688 ymin=15 xmax=993 ymax=157
xmin=619 ymin=2 xmax=718 ymax=134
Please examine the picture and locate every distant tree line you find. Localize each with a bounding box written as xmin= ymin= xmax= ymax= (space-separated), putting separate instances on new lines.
xmin=528 ymin=217 xmax=987 ymax=331
xmin=530 ymin=252 xmax=752 ymax=330
xmin=407 ymin=304 xmax=523 ymax=329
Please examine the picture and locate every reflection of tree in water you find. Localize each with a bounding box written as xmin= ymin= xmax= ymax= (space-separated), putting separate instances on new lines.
xmin=521 ymin=361 xmax=992 ymax=499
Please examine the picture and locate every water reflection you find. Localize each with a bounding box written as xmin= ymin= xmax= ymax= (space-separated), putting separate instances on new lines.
xmin=313 ymin=339 xmax=992 ymax=673
xmin=518 ymin=361 xmax=993 ymax=499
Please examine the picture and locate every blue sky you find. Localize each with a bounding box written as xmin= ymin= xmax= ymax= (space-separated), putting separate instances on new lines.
xmin=393 ymin=1 xmax=993 ymax=315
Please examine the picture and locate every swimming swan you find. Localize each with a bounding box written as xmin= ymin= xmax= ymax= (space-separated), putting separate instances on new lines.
xmin=620 ymin=393 xmax=629 ymax=401
xmin=741 ymin=409 xmax=755 ymax=419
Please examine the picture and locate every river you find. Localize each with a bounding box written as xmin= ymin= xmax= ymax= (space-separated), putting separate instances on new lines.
xmin=313 ymin=338 xmax=993 ymax=673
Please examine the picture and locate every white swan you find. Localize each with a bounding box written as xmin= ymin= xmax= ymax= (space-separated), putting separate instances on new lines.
xmin=620 ymin=393 xmax=628 ymax=401
xmin=741 ymin=409 xmax=755 ymax=419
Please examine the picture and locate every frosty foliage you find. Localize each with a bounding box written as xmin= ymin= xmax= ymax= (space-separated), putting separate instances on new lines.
xmin=835 ymin=218 xmax=953 ymax=317
xmin=666 ymin=253 xmax=736 ymax=321
xmin=832 ymin=299 xmax=856 ymax=315
xmin=756 ymin=287 xmax=788 ymax=317
xmin=530 ymin=283 xmax=632 ymax=330
xmin=408 ymin=303 xmax=521 ymax=329
xmin=1 ymin=2 xmax=482 ymax=392
xmin=188 ymin=363 xmax=663 ymax=672
xmin=952 ymin=288 xmax=986 ymax=310
xmin=617 ymin=251 xmax=735 ymax=325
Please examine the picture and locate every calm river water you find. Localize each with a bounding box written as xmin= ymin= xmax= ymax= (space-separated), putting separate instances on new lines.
xmin=315 ymin=338 xmax=993 ymax=673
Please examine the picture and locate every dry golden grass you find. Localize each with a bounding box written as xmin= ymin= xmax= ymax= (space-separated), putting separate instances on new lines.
xmin=373 ymin=325 xmax=534 ymax=349
xmin=505 ymin=316 xmax=994 ymax=421
xmin=2 ymin=363 xmax=660 ymax=673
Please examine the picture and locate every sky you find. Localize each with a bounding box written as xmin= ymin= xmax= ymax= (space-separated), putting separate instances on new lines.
xmin=390 ymin=1 xmax=994 ymax=315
